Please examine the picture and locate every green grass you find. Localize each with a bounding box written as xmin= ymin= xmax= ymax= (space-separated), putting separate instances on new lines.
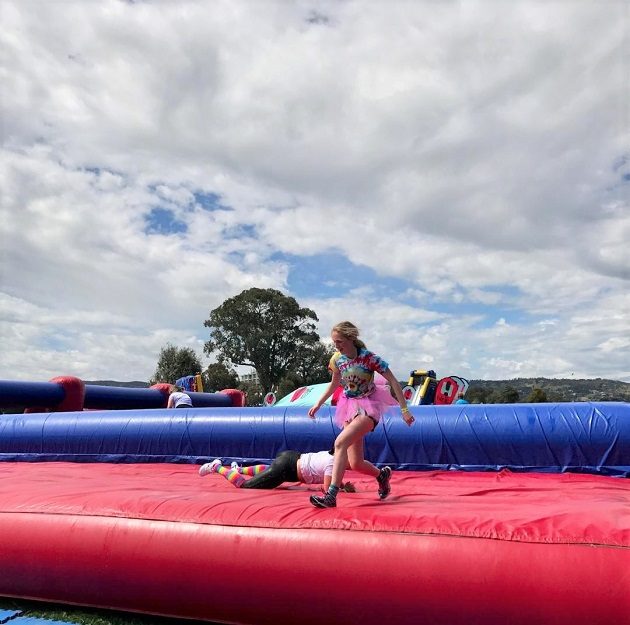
xmin=0 ymin=597 xmax=217 ymax=625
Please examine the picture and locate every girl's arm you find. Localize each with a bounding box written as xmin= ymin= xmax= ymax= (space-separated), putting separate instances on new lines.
xmin=381 ymin=368 xmax=414 ymax=426
xmin=307 ymin=369 xmax=341 ymax=418
xmin=167 ymin=394 xmax=175 ymax=408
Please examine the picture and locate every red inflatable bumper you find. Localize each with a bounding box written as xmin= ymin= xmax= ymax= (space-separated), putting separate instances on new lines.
xmin=0 ymin=464 xmax=628 ymax=625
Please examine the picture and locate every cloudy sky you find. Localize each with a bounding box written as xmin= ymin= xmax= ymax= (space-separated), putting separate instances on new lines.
xmin=1 ymin=0 xmax=628 ymax=386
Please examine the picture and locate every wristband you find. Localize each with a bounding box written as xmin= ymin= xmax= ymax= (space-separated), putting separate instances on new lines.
xmin=401 ymin=407 xmax=410 ymax=414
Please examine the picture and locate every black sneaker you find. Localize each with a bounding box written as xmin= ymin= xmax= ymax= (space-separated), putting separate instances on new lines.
xmin=377 ymin=466 xmax=392 ymax=499
xmin=310 ymin=493 xmax=337 ymax=508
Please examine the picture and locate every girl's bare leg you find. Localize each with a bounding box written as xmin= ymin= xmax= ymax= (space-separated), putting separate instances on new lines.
xmin=330 ymin=415 xmax=373 ymax=487
xmin=311 ymin=415 xmax=376 ymax=508
xmin=347 ymin=434 xmax=379 ymax=477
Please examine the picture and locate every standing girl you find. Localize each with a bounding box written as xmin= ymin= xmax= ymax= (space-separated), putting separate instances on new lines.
xmin=308 ymin=321 xmax=414 ymax=508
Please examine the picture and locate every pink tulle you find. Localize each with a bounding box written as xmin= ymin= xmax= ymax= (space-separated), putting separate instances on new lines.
xmin=334 ymin=384 xmax=398 ymax=429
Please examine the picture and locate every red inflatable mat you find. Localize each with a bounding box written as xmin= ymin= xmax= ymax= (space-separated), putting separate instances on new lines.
xmin=0 ymin=462 xmax=627 ymax=546
xmin=1 ymin=462 xmax=629 ymax=625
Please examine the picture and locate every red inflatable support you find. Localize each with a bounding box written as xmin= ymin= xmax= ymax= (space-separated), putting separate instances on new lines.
xmin=0 ymin=463 xmax=628 ymax=624
xmin=220 ymin=387 xmax=246 ymax=407
xmin=150 ymin=382 xmax=173 ymax=407
xmin=24 ymin=375 xmax=85 ymax=413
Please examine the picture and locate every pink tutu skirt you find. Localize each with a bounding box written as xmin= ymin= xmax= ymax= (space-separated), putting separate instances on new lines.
xmin=334 ymin=384 xmax=398 ymax=429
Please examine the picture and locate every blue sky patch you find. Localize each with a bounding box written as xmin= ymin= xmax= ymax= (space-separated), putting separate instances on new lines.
xmin=194 ymin=191 xmax=231 ymax=212
xmin=224 ymin=223 xmax=258 ymax=240
xmin=279 ymin=251 xmax=414 ymax=300
xmin=144 ymin=207 xmax=187 ymax=235
xmin=279 ymin=254 xmax=533 ymax=329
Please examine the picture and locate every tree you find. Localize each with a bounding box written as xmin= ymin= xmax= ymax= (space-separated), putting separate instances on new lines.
xmin=275 ymin=341 xmax=336 ymax=399
xmin=497 ymin=386 xmax=520 ymax=403
xmin=526 ymin=387 xmax=548 ymax=403
xmin=150 ymin=344 xmax=203 ymax=385
xmin=465 ymin=385 xmax=492 ymax=404
xmin=204 ymin=288 xmax=320 ymax=392
xmin=239 ymin=380 xmax=265 ymax=407
xmin=203 ymin=362 xmax=239 ymax=392
xmin=276 ymin=372 xmax=305 ymax=400
xmin=294 ymin=341 xmax=336 ymax=386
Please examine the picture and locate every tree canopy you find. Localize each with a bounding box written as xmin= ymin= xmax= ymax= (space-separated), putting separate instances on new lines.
xmin=496 ymin=386 xmax=520 ymax=403
xmin=526 ymin=387 xmax=548 ymax=403
xmin=150 ymin=344 xmax=202 ymax=385
xmin=275 ymin=342 xmax=336 ymax=398
xmin=203 ymin=362 xmax=239 ymax=392
xmin=203 ymin=288 xmax=321 ymax=392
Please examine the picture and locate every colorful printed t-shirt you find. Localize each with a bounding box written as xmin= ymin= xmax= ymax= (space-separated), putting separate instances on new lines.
xmin=329 ymin=348 xmax=389 ymax=398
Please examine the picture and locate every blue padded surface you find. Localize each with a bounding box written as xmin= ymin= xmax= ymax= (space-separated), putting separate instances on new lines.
xmin=10 ymin=619 xmax=74 ymax=625
xmin=0 ymin=610 xmax=22 ymax=624
xmin=0 ymin=403 xmax=628 ymax=475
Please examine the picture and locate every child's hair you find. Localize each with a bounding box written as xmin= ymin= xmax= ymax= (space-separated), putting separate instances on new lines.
xmin=332 ymin=321 xmax=366 ymax=349
xmin=171 ymin=385 xmax=183 ymax=393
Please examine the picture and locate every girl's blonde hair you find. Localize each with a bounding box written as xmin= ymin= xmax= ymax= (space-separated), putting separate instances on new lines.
xmin=332 ymin=321 xmax=366 ymax=349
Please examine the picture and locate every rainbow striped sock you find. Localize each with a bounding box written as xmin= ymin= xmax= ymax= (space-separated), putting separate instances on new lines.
xmin=216 ymin=465 xmax=246 ymax=488
xmin=240 ymin=464 xmax=269 ymax=476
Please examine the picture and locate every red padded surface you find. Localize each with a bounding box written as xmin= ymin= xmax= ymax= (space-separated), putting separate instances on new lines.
xmin=0 ymin=463 xmax=628 ymax=625
xmin=0 ymin=462 xmax=627 ymax=546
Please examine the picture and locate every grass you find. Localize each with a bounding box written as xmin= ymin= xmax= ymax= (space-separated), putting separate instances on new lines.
xmin=0 ymin=597 xmax=217 ymax=625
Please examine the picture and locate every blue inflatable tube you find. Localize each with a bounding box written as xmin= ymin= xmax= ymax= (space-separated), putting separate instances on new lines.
xmin=0 ymin=379 xmax=232 ymax=409
xmin=82 ymin=386 xmax=232 ymax=409
xmin=0 ymin=402 xmax=628 ymax=475
xmin=0 ymin=380 xmax=66 ymax=405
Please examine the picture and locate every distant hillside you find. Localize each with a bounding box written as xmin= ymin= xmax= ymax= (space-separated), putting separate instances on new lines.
xmin=84 ymin=380 xmax=149 ymax=388
xmin=84 ymin=377 xmax=630 ymax=403
xmin=466 ymin=377 xmax=630 ymax=403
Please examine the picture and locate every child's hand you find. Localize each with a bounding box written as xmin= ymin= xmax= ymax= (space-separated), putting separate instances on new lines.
xmin=308 ymin=404 xmax=320 ymax=419
xmin=403 ymin=412 xmax=415 ymax=426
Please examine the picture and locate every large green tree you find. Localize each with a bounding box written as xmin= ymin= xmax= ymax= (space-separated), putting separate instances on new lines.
xmin=150 ymin=344 xmax=203 ymax=385
xmin=204 ymin=288 xmax=320 ymax=392
xmin=276 ymin=341 xmax=336 ymax=398
xmin=203 ymin=362 xmax=239 ymax=392
xmin=294 ymin=341 xmax=336 ymax=386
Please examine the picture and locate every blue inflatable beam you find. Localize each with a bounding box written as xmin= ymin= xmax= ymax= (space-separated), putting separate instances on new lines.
xmin=0 ymin=402 xmax=628 ymax=476
xmin=0 ymin=380 xmax=65 ymax=405
xmin=83 ymin=386 xmax=232 ymax=409
xmin=0 ymin=380 xmax=232 ymax=409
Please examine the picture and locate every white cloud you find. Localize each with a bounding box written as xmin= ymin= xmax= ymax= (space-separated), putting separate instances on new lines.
xmin=0 ymin=0 xmax=628 ymax=384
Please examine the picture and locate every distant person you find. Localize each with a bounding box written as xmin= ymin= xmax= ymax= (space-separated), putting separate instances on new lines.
xmin=199 ymin=450 xmax=355 ymax=492
xmin=167 ymin=385 xmax=193 ymax=409
xmin=455 ymin=392 xmax=469 ymax=405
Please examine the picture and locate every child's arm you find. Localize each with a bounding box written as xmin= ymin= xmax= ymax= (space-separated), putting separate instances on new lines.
xmin=308 ymin=369 xmax=341 ymax=418
xmin=381 ymin=368 xmax=414 ymax=426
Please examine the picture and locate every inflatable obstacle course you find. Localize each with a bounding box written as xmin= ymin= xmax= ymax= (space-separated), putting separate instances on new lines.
xmin=0 ymin=376 xmax=245 ymax=412
xmin=0 ymin=374 xmax=628 ymax=624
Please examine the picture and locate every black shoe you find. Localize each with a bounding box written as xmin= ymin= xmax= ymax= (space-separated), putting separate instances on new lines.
xmin=310 ymin=493 xmax=337 ymax=508
xmin=377 ymin=466 xmax=392 ymax=499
